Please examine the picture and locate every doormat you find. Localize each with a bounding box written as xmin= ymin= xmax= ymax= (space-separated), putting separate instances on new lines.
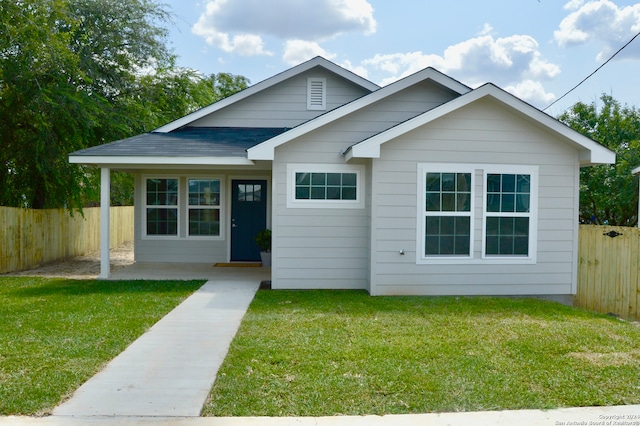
xmin=214 ymin=263 xmax=262 ymax=267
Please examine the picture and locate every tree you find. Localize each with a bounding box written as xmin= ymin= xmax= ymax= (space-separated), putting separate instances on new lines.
xmin=558 ymin=95 xmax=640 ymax=226
xmin=0 ymin=0 xmax=249 ymax=210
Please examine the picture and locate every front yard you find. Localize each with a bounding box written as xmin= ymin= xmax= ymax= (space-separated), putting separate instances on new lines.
xmin=0 ymin=277 xmax=204 ymax=415
xmin=2 ymin=278 xmax=639 ymax=416
xmin=204 ymin=290 xmax=640 ymax=416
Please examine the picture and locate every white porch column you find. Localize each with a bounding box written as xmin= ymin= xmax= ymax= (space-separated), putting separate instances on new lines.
xmin=99 ymin=167 xmax=111 ymax=279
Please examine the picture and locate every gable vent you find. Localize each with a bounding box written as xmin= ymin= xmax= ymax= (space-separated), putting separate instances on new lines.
xmin=307 ymin=78 xmax=326 ymax=110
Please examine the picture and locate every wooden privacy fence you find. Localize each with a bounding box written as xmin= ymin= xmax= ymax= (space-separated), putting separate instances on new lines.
xmin=0 ymin=206 xmax=134 ymax=274
xmin=577 ymin=225 xmax=640 ymax=320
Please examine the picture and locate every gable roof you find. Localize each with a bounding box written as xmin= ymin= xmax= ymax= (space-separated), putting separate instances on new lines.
xmin=154 ymin=57 xmax=380 ymax=133
xmin=247 ymin=66 xmax=472 ymax=161
xmin=344 ymin=83 xmax=615 ymax=166
xmin=69 ymin=127 xmax=288 ymax=168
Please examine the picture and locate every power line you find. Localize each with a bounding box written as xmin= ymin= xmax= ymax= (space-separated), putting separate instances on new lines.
xmin=543 ymin=30 xmax=640 ymax=112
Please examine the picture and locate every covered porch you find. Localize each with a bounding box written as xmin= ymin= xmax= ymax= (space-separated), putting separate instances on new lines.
xmin=107 ymin=260 xmax=271 ymax=282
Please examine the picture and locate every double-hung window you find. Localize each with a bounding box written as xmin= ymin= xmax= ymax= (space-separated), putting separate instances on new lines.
xmin=421 ymin=167 xmax=473 ymax=258
xmin=146 ymin=178 xmax=178 ymax=236
xmin=418 ymin=164 xmax=538 ymax=263
xmin=483 ymin=169 xmax=536 ymax=258
xmin=188 ymin=179 xmax=221 ymax=237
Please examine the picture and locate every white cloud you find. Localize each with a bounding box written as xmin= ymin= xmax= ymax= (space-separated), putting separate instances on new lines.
xmin=283 ymin=40 xmax=336 ymax=65
xmin=564 ymin=0 xmax=586 ymax=11
xmin=193 ymin=0 xmax=376 ymax=56
xmin=504 ymin=80 xmax=556 ymax=105
xmin=363 ymin=33 xmax=560 ymax=90
xmin=554 ymin=1 xmax=640 ymax=60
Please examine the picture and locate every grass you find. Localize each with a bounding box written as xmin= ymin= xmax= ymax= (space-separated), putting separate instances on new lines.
xmin=204 ymin=290 xmax=640 ymax=416
xmin=0 ymin=277 xmax=204 ymax=415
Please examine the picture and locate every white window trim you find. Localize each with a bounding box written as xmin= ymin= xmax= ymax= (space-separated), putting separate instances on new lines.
xmin=287 ymin=163 xmax=365 ymax=209
xmin=416 ymin=163 xmax=538 ymax=265
xmin=417 ymin=164 xmax=475 ymax=264
xmin=142 ymin=175 xmax=226 ymax=240
xmin=187 ymin=176 xmax=224 ymax=240
xmin=307 ymin=78 xmax=326 ymax=111
xmin=481 ymin=166 xmax=538 ymax=263
xmin=143 ymin=176 xmax=180 ymax=240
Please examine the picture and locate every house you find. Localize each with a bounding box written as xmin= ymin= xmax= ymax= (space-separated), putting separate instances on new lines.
xmin=70 ymin=56 xmax=615 ymax=299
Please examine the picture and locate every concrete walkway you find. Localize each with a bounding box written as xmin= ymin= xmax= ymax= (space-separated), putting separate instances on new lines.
xmin=52 ymin=278 xmax=261 ymax=417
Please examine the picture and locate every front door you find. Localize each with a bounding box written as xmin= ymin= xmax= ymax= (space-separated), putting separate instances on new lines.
xmin=231 ymin=180 xmax=267 ymax=261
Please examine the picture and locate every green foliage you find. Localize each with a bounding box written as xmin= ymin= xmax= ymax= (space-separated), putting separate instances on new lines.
xmin=0 ymin=277 xmax=204 ymax=415
xmin=0 ymin=0 xmax=249 ymax=210
xmin=205 ymin=290 xmax=640 ymax=416
xmin=558 ymin=95 xmax=640 ymax=226
xmin=254 ymin=228 xmax=272 ymax=252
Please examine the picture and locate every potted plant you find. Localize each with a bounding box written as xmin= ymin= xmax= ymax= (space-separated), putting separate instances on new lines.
xmin=255 ymin=229 xmax=271 ymax=266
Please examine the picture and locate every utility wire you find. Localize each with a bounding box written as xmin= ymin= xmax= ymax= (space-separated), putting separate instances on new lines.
xmin=543 ymin=30 xmax=640 ymax=112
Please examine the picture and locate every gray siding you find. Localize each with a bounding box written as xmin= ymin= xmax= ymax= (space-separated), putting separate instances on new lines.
xmin=370 ymin=98 xmax=580 ymax=296
xmin=271 ymin=81 xmax=459 ymax=290
xmin=190 ymin=68 xmax=371 ymax=128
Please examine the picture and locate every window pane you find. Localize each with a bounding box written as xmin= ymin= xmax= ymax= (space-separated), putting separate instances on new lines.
xmin=441 ymin=173 xmax=456 ymax=191
xmin=146 ymin=178 xmax=178 ymax=207
xmin=426 ymin=192 xmax=440 ymax=211
xmin=486 ymin=216 xmax=529 ymax=256
xmin=311 ymin=187 xmax=325 ymax=199
xmin=296 ymin=172 xmax=310 ymax=185
xmin=517 ymin=174 xmax=530 ymax=193
xmin=426 ymin=173 xmax=441 ymax=191
xmin=189 ymin=209 xmax=220 ymax=236
xmin=342 ymin=173 xmax=357 ymax=186
xmin=501 ymin=194 xmax=515 ymax=212
xmin=502 ymin=174 xmax=516 ymax=192
xmin=327 ymin=173 xmax=341 ymax=185
xmin=457 ymin=193 xmax=470 ymax=212
xmin=487 ymin=174 xmax=501 ymax=192
xmin=441 ymin=193 xmax=456 ymax=211
xmin=311 ymin=173 xmax=326 ymax=185
xmin=146 ymin=208 xmax=177 ymax=236
xmin=295 ymin=171 xmax=358 ymax=201
xmin=189 ymin=179 xmax=220 ymax=206
xmin=516 ymin=194 xmax=530 ymax=213
xmin=326 ymin=187 xmax=341 ymax=200
xmin=487 ymin=194 xmax=500 ymax=212
xmin=425 ymin=215 xmax=470 ymax=256
xmin=296 ymin=187 xmax=310 ymax=199
xmin=457 ymin=173 xmax=471 ymax=192
xmin=342 ymin=187 xmax=356 ymax=200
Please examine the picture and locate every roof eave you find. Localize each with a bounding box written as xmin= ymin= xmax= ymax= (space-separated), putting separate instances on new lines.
xmin=347 ymin=84 xmax=616 ymax=166
xmin=69 ymin=155 xmax=255 ymax=168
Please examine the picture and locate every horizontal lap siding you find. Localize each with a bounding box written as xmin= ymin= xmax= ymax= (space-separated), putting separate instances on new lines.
xmin=190 ymin=69 xmax=370 ymax=128
xmin=272 ymin=82 xmax=460 ymax=290
xmin=372 ymin=99 xmax=579 ymax=296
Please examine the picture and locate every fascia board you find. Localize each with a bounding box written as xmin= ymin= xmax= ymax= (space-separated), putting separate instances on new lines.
xmin=155 ymin=57 xmax=379 ymax=133
xmin=69 ymin=155 xmax=255 ymax=167
xmin=349 ymin=84 xmax=616 ymax=165
xmin=248 ymin=68 xmax=470 ymax=161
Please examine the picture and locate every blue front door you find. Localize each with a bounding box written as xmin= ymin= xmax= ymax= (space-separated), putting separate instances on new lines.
xmin=231 ymin=180 xmax=267 ymax=261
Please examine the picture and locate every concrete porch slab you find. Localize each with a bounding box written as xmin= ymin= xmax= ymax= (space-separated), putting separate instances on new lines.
xmin=107 ymin=262 xmax=270 ymax=282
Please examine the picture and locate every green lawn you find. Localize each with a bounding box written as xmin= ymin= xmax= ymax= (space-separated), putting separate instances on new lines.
xmin=0 ymin=277 xmax=204 ymax=415
xmin=204 ymin=290 xmax=640 ymax=416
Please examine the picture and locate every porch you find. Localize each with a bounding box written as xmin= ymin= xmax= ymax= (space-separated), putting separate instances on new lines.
xmin=108 ymin=261 xmax=271 ymax=282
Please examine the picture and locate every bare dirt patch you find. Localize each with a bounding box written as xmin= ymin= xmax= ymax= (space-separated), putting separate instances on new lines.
xmin=3 ymin=241 xmax=134 ymax=279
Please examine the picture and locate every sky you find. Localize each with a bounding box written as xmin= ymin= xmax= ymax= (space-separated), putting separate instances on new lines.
xmin=162 ymin=0 xmax=640 ymax=116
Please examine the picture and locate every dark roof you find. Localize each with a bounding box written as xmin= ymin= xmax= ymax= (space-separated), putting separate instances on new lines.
xmin=71 ymin=127 xmax=290 ymax=157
